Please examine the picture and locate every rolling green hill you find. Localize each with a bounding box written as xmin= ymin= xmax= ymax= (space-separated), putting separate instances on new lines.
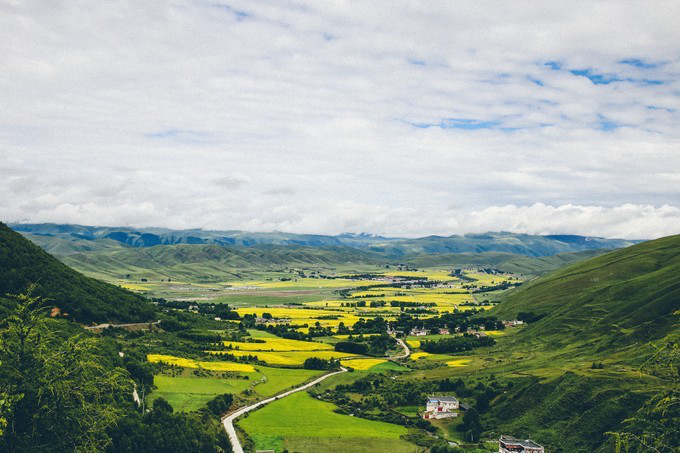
xmin=0 ymin=222 xmax=156 ymax=323
xmin=58 ymin=243 xmax=384 ymax=281
xmin=472 ymin=235 xmax=680 ymax=451
xmin=55 ymin=243 xmax=614 ymax=284
xmin=492 ymin=234 xmax=680 ymax=361
xmin=13 ymin=223 xmax=635 ymax=285
xmin=403 ymin=249 xmax=609 ymax=275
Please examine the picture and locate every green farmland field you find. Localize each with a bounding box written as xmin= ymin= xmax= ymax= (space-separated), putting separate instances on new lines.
xmin=147 ymin=366 xmax=325 ymax=411
xmin=148 ymin=375 xmax=255 ymax=412
xmin=238 ymin=391 xmax=415 ymax=452
xmin=253 ymin=366 xmax=324 ymax=396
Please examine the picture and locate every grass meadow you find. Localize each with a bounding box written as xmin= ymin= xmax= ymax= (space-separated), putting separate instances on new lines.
xmin=148 ymin=375 xmax=254 ymax=411
xmin=237 ymin=391 xmax=415 ymax=452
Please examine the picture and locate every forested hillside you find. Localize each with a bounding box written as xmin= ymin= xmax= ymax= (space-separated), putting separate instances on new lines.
xmin=0 ymin=222 xmax=155 ymax=323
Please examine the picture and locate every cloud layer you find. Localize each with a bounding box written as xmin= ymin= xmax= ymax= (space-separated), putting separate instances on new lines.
xmin=1 ymin=1 xmax=679 ymax=238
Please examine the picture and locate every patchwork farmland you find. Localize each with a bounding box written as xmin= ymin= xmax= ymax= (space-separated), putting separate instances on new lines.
xmin=131 ymin=267 xmax=522 ymax=451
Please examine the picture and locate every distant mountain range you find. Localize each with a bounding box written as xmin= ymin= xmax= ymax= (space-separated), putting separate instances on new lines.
xmin=4 ymin=223 xmax=640 ymax=283
xmin=10 ymin=223 xmax=639 ymax=257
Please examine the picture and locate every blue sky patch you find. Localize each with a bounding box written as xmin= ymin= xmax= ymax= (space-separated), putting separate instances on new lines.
xmin=543 ymin=61 xmax=562 ymax=71
xmin=527 ymin=76 xmax=544 ymax=86
xmin=544 ymin=61 xmax=562 ymax=70
xmin=401 ymin=117 xmax=502 ymax=130
xmin=619 ymin=58 xmax=659 ymax=69
xmin=439 ymin=118 xmax=501 ymax=130
xmin=638 ymin=79 xmax=664 ymax=86
xmin=569 ymin=69 xmax=622 ymax=85
xmin=597 ymin=115 xmax=621 ymax=131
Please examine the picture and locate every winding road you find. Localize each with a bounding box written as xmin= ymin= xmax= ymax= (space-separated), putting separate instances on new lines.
xmin=222 ymin=367 xmax=348 ymax=453
xmin=392 ymin=337 xmax=410 ymax=359
xmin=221 ymin=336 xmax=410 ymax=453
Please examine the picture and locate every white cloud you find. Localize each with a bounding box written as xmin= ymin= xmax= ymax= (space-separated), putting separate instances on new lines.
xmin=0 ymin=1 xmax=679 ymax=239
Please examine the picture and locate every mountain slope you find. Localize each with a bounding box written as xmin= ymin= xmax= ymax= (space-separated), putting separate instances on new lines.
xmin=0 ymin=222 xmax=155 ymax=323
xmin=492 ymin=234 xmax=680 ymax=359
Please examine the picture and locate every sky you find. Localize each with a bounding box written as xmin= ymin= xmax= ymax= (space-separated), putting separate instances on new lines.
xmin=1 ymin=1 xmax=679 ymax=239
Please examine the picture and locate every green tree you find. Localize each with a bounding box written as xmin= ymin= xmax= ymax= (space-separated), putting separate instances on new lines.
xmin=457 ymin=407 xmax=482 ymax=442
xmin=607 ymin=389 xmax=679 ymax=452
xmin=0 ymin=287 xmax=129 ymax=452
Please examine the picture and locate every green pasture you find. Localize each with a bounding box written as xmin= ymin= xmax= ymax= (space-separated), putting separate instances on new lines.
xmin=253 ymin=366 xmax=324 ymax=396
xmin=237 ymin=391 xmax=415 ymax=452
xmin=147 ymin=364 xmax=325 ymax=411
xmin=148 ymin=374 xmax=254 ymax=412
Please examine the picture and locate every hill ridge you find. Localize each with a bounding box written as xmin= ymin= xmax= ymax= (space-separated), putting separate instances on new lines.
xmin=0 ymin=222 xmax=155 ymax=323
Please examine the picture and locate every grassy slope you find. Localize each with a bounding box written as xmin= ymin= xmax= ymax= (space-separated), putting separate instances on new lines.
xmin=491 ymin=234 xmax=680 ymax=363
xmin=460 ymin=235 xmax=680 ymax=451
xmin=0 ymin=222 xmax=155 ymax=323
xmin=367 ymin=232 xmax=636 ymax=257
xmin=58 ymin=243 xmax=383 ymax=281
xmin=404 ymin=249 xmax=609 ymax=275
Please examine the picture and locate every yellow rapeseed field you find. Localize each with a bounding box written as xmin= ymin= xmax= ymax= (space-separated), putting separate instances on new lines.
xmin=120 ymin=283 xmax=152 ymax=291
xmin=446 ymin=358 xmax=472 ymax=367
xmin=147 ymin=354 xmax=256 ymax=372
xmin=224 ymin=337 xmax=332 ymax=351
xmin=235 ymin=307 xmax=378 ymax=330
xmin=210 ymin=350 xmax=357 ymax=366
xmin=340 ymin=358 xmax=387 ymax=370
xmin=484 ymin=330 xmax=507 ymax=336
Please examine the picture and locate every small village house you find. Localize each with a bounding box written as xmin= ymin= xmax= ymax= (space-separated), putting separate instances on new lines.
xmin=422 ymin=396 xmax=459 ymax=419
xmin=498 ymin=435 xmax=544 ymax=453
xmin=411 ymin=328 xmax=428 ymax=336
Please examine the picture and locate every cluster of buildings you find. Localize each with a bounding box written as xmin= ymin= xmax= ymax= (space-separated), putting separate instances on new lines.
xmin=254 ymin=317 xmax=290 ymax=324
xmin=409 ymin=327 xmax=451 ymax=336
xmin=408 ymin=321 xmax=523 ymax=338
xmin=420 ymin=398 xmax=544 ymax=453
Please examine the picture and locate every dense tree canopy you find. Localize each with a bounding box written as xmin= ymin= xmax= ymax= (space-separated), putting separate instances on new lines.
xmin=0 ymin=288 xmax=129 ymax=451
